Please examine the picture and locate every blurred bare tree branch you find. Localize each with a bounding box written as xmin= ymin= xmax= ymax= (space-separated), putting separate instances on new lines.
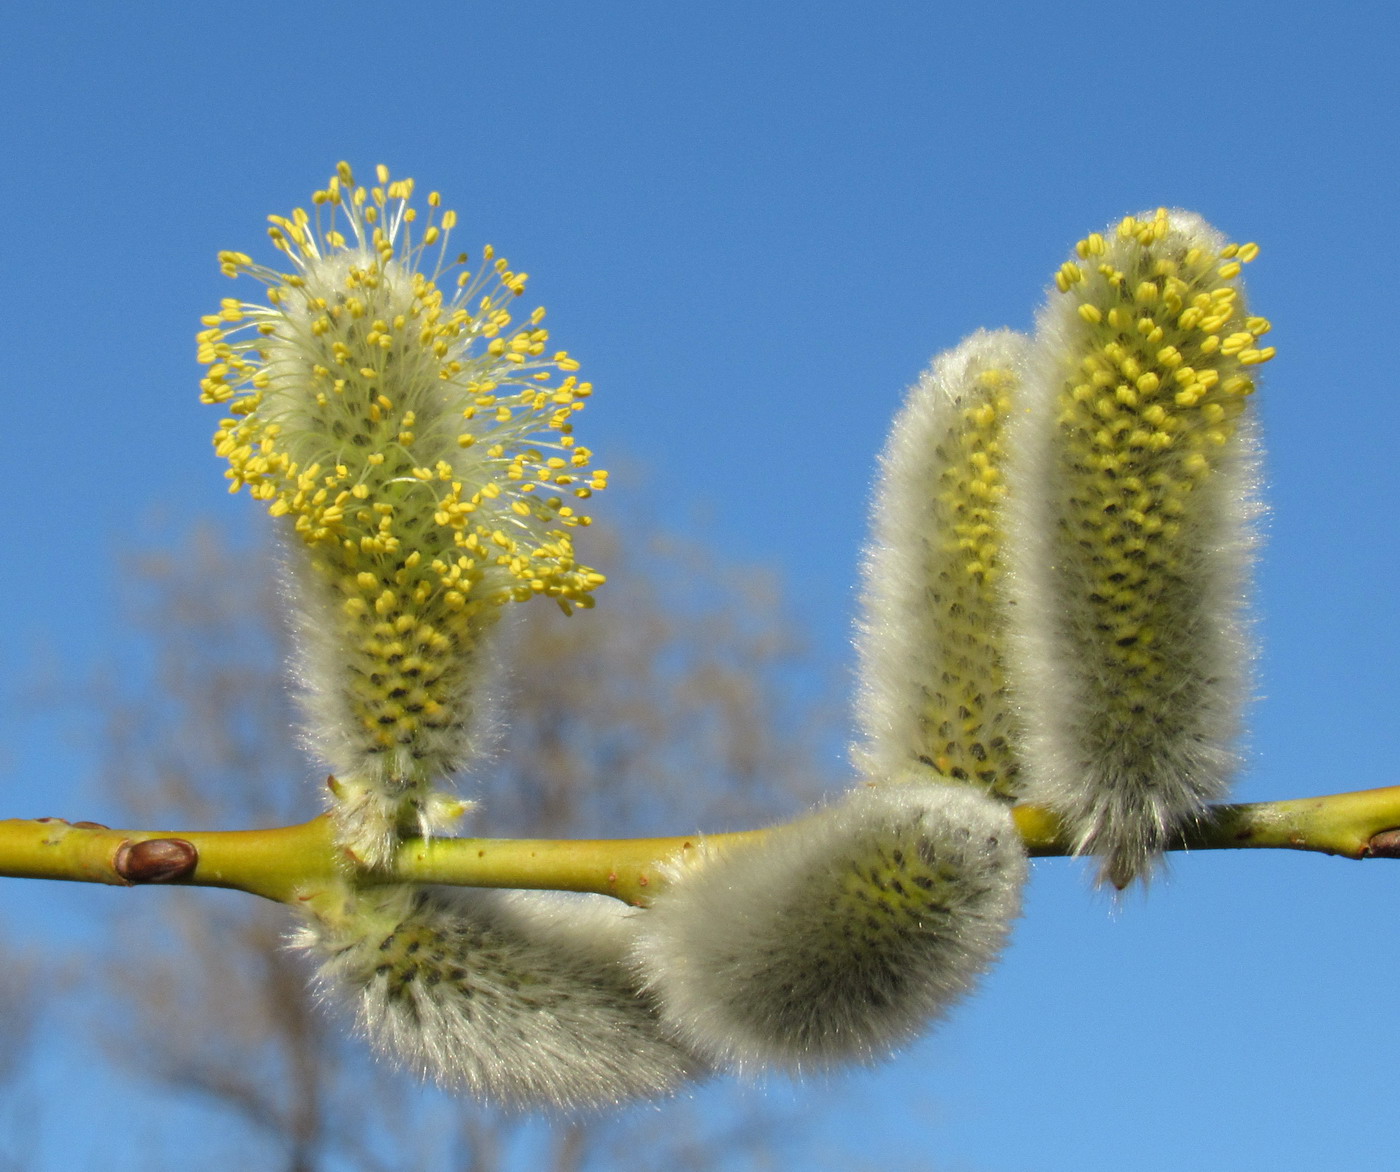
xmin=0 ymin=932 xmax=41 ymax=1172
xmin=91 ymin=516 xmax=842 ymax=1171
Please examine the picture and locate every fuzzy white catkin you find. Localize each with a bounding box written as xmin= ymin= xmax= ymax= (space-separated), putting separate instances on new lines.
xmin=855 ymin=329 xmax=1030 ymax=802
xmin=1007 ymin=209 xmax=1268 ymax=888
xmin=200 ymin=165 xmax=607 ymax=867
xmin=633 ymin=780 xmax=1026 ymax=1072
xmin=295 ymin=885 xmax=700 ymax=1109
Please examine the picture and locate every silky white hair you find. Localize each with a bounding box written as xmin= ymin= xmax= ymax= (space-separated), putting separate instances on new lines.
xmin=854 ymin=329 xmax=1030 ymax=802
xmin=295 ymin=885 xmax=701 ymax=1109
xmin=633 ymin=779 xmax=1026 ymax=1073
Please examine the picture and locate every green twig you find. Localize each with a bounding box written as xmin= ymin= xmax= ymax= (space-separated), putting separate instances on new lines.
xmin=3 ymin=784 xmax=1398 ymax=908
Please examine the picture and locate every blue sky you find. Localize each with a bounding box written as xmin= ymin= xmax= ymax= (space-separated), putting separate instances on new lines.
xmin=4 ymin=1 xmax=1399 ymax=1168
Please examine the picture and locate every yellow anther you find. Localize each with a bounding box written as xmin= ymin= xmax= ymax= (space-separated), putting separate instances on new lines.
xmin=1075 ymin=233 xmax=1106 ymax=258
xmin=1056 ymin=262 xmax=1085 ymax=292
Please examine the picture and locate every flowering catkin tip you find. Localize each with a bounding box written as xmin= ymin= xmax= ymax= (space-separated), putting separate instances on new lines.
xmin=1009 ymin=208 xmax=1266 ymax=887
xmin=633 ymin=780 xmax=1026 ymax=1072
xmin=199 ymin=163 xmax=608 ymax=864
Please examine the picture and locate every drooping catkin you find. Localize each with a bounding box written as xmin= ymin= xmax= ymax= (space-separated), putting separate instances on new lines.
xmin=1008 ymin=208 xmax=1270 ymax=887
xmin=855 ymin=329 xmax=1029 ymax=801
xmin=634 ymin=780 xmax=1026 ymax=1072
xmin=295 ymin=884 xmax=699 ymax=1109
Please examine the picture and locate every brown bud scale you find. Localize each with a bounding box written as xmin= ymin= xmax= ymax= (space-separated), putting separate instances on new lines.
xmin=113 ymin=838 xmax=199 ymax=884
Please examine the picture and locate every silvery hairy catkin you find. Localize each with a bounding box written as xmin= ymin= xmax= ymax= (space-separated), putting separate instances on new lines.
xmin=855 ymin=329 xmax=1030 ymax=802
xmin=295 ymin=885 xmax=699 ymax=1109
xmin=1009 ymin=208 xmax=1271 ymax=888
xmin=634 ymin=780 xmax=1025 ymax=1072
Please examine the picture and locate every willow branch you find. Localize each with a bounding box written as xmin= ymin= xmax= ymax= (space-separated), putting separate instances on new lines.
xmin=3 ymin=784 xmax=1398 ymax=907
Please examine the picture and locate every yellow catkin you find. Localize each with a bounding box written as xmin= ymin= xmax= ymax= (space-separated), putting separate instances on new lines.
xmin=1013 ymin=208 xmax=1270 ymax=888
xmin=199 ymin=164 xmax=607 ymax=864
